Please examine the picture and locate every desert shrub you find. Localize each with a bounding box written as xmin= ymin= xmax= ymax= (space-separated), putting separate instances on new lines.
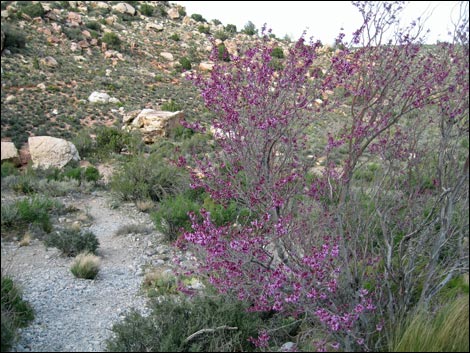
xmin=214 ymin=30 xmax=229 ymax=41
xmin=110 ymin=154 xmax=187 ymax=203
xmin=83 ymin=166 xmax=100 ymax=183
xmin=202 ymin=197 xmax=250 ymax=227
xmin=178 ymin=7 xmax=186 ymax=17
xmin=241 ymin=21 xmax=257 ymax=36
xmin=217 ymin=43 xmax=230 ymax=62
xmin=143 ymin=270 xmax=179 ymax=296
xmin=72 ymin=130 xmax=95 ymax=158
xmin=1 ymin=162 xmax=19 ymax=178
xmin=63 ymin=27 xmax=84 ymax=41
xmin=161 ymin=99 xmax=182 ymax=112
xmin=390 ymin=295 xmax=469 ymax=352
xmin=212 ymin=19 xmax=222 ymax=26
xmin=1 ymin=196 xmax=62 ymax=234
xmin=3 ymin=24 xmax=26 ymax=50
xmin=85 ymin=21 xmax=102 ymax=32
xmin=139 ymin=3 xmax=154 ymax=16
xmin=191 ymin=13 xmax=206 ymax=22
xmin=169 ymin=125 xmax=194 ymax=141
xmin=115 ymin=223 xmax=153 ymax=236
xmin=169 ymin=33 xmax=180 ymax=41
xmin=106 ymin=294 xmax=290 ymax=352
xmin=271 ymin=47 xmax=284 ymax=59
xmin=224 ymin=24 xmax=237 ymax=34
xmin=179 ymin=56 xmax=191 ymax=71
xmin=95 ymin=126 xmax=130 ymax=154
xmin=44 ymin=228 xmax=99 ymax=256
xmin=151 ymin=194 xmax=200 ymax=242
xmin=102 ymin=32 xmax=121 ymax=50
xmin=198 ymin=25 xmax=210 ymax=34
xmin=70 ymin=252 xmax=100 ymax=279
xmin=19 ymin=2 xmax=44 ymax=18
xmin=1 ymin=276 xmax=34 ymax=352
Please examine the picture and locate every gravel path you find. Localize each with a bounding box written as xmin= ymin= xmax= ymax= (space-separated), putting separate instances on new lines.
xmin=1 ymin=192 xmax=161 ymax=352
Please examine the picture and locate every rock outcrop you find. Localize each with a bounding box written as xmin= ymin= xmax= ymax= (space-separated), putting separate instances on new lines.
xmin=28 ymin=136 xmax=80 ymax=169
xmin=1 ymin=141 xmax=20 ymax=166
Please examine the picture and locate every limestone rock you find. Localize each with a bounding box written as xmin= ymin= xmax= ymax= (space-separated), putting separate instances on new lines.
xmin=1 ymin=141 xmax=20 ymax=166
xmin=88 ymin=91 xmax=110 ymax=103
xmin=123 ymin=109 xmax=184 ymax=143
xmin=199 ymin=61 xmax=214 ymax=71
xmin=29 ymin=136 xmax=80 ymax=169
xmin=41 ymin=56 xmax=59 ymax=68
xmin=145 ymin=22 xmax=163 ymax=31
xmin=167 ymin=8 xmax=180 ymax=20
xmin=112 ymin=3 xmax=136 ymax=16
xmin=160 ymin=52 xmax=174 ymax=61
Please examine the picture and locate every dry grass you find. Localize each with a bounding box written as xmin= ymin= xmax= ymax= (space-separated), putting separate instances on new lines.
xmin=391 ymin=295 xmax=469 ymax=352
xmin=18 ymin=232 xmax=31 ymax=247
xmin=70 ymin=252 xmax=100 ymax=279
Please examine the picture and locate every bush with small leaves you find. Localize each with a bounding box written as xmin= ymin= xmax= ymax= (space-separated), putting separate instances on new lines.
xmin=169 ymin=33 xmax=180 ymax=41
xmin=217 ymin=43 xmax=230 ymax=61
xmin=198 ymin=25 xmax=210 ymax=34
xmin=241 ymin=21 xmax=257 ymax=35
xmin=191 ymin=13 xmax=206 ymax=22
xmin=271 ymin=47 xmax=284 ymax=59
xmin=18 ymin=2 xmax=44 ymax=18
xmin=161 ymin=99 xmax=182 ymax=112
xmin=140 ymin=3 xmax=154 ymax=16
xmin=110 ymin=153 xmax=187 ymax=203
xmin=70 ymin=252 xmax=100 ymax=279
xmin=1 ymin=276 xmax=34 ymax=352
xmin=3 ymin=24 xmax=26 ymax=50
xmin=63 ymin=27 xmax=84 ymax=41
xmin=212 ymin=19 xmax=222 ymax=26
xmin=83 ymin=166 xmax=100 ymax=183
xmin=85 ymin=21 xmax=102 ymax=32
xmin=214 ymin=30 xmax=229 ymax=41
xmin=178 ymin=56 xmax=191 ymax=71
xmin=151 ymin=193 xmax=200 ymax=242
xmin=1 ymin=162 xmax=19 ymax=178
xmin=44 ymin=228 xmax=99 ymax=257
xmin=102 ymin=32 xmax=121 ymax=50
xmin=225 ymin=24 xmax=237 ymax=33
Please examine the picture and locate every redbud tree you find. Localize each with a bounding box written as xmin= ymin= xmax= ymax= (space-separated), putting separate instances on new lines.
xmin=180 ymin=1 xmax=469 ymax=351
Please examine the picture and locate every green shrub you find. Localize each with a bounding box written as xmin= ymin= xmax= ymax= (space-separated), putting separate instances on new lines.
xmin=271 ymin=47 xmax=284 ymax=59
xmin=242 ymin=21 xmax=257 ymax=36
xmin=3 ymin=24 xmax=26 ymax=50
xmin=214 ymin=30 xmax=229 ymax=41
xmin=44 ymin=228 xmax=99 ymax=256
xmin=102 ymin=32 xmax=121 ymax=50
xmin=85 ymin=21 xmax=102 ymax=32
xmin=1 ymin=162 xmax=19 ymax=178
xmin=225 ymin=24 xmax=237 ymax=34
xmin=1 ymin=196 xmax=62 ymax=234
xmin=217 ymin=43 xmax=230 ymax=61
xmin=95 ymin=126 xmax=128 ymax=154
xmin=161 ymin=99 xmax=182 ymax=112
xmin=72 ymin=130 xmax=95 ymax=159
xmin=178 ymin=7 xmax=186 ymax=17
xmin=391 ymin=295 xmax=469 ymax=352
xmin=169 ymin=33 xmax=180 ymax=41
xmin=212 ymin=19 xmax=222 ymax=26
xmin=179 ymin=56 xmax=192 ymax=71
xmin=140 ymin=3 xmax=155 ymax=16
xmin=1 ymin=276 xmax=34 ymax=352
xmin=1 ymin=276 xmax=34 ymax=327
xmin=198 ymin=25 xmax=210 ymax=34
xmin=202 ymin=197 xmax=250 ymax=227
xmin=19 ymin=2 xmax=44 ymax=18
xmin=151 ymin=194 xmax=200 ymax=242
xmin=63 ymin=27 xmax=85 ymax=41
xmin=70 ymin=252 xmax=100 ymax=279
xmin=110 ymin=154 xmax=187 ymax=203
xmin=169 ymin=125 xmax=194 ymax=141
xmin=143 ymin=270 xmax=179 ymax=296
xmin=191 ymin=13 xmax=206 ymax=22
xmin=106 ymin=294 xmax=277 ymax=352
xmin=83 ymin=166 xmax=100 ymax=183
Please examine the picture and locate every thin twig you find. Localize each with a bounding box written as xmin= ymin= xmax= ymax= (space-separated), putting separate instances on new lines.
xmin=185 ymin=326 xmax=238 ymax=343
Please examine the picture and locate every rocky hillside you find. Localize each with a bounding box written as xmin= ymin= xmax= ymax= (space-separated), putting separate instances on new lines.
xmin=0 ymin=1 xmax=291 ymax=149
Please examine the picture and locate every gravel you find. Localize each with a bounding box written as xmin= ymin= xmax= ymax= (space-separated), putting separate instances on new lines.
xmin=1 ymin=192 xmax=163 ymax=352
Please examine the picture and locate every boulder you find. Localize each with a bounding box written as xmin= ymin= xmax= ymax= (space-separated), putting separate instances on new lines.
xmin=1 ymin=141 xmax=20 ymax=166
xmin=123 ymin=109 xmax=184 ymax=143
xmin=88 ymin=91 xmax=110 ymax=103
xmin=199 ymin=61 xmax=214 ymax=71
xmin=145 ymin=22 xmax=164 ymax=31
xmin=28 ymin=136 xmax=80 ymax=169
xmin=112 ymin=2 xmax=136 ymax=16
xmin=41 ymin=56 xmax=59 ymax=68
xmin=167 ymin=8 xmax=179 ymax=20
xmin=160 ymin=52 xmax=174 ymax=61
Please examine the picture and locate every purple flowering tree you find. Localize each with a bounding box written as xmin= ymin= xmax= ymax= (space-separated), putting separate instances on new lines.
xmin=180 ymin=1 xmax=469 ymax=351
